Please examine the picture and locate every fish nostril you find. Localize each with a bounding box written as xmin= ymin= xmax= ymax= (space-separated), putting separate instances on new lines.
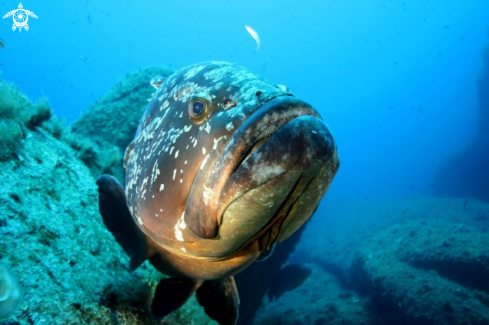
xmin=223 ymin=99 xmax=237 ymax=109
xmin=255 ymin=91 xmax=263 ymax=97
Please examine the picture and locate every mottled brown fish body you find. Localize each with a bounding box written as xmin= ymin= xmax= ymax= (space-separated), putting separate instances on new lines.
xmin=147 ymin=237 xmax=260 ymax=280
xmin=98 ymin=61 xmax=339 ymax=324
xmin=124 ymin=62 xmax=338 ymax=273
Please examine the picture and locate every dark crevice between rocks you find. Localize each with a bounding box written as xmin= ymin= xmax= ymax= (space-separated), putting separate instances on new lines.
xmin=406 ymin=256 xmax=489 ymax=295
xmin=347 ymin=255 xmax=441 ymax=325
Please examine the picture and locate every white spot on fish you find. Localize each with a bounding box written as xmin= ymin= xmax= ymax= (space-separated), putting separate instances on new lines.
xmin=202 ymin=147 xmax=206 ymax=155
xmin=159 ymin=184 xmax=165 ymax=191
xmin=159 ymin=100 xmax=169 ymax=111
xmin=180 ymin=179 xmax=183 ymax=184
xmin=200 ymin=154 xmax=210 ymax=170
xmin=180 ymin=247 xmax=187 ymax=252
xmin=185 ymin=160 xmax=188 ymax=165
xmin=175 ymin=211 xmax=187 ymax=242
xmin=204 ymin=123 xmax=211 ymax=133
xmin=175 ymin=150 xmax=179 ymax=158
xmin=202 ymin=185 xmax=214 ymax=206
xmin=150 ymin=161 xmax=160 ymax=187
xmin=213 ymin=136 xmax=227 ymax=150
xmin=226 ymin=122 xmax=234 ymax=131
xmin=183 ymin=125 xmax=192 ymax=132
xmin=173 ymin=169 xmax=177 ymax=180
xmin=193 ymin=139 xmax=198 ymax=148
xmin=184 ymin=65 xmax=206 ymax=79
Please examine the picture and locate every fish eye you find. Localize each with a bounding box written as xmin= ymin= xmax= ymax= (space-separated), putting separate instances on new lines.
xmin=188 ymin=93 xmax=212 ymax=124
xmin=191 ymin=101 xmax=205 ymax=117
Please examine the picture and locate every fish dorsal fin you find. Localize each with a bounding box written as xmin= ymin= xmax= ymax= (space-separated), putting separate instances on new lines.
xmin=96 ymin=174 xmax=148 ymax=271
xmin=196 ymin=276 xmax=239 ymax=325
xmin=151 ymin=278 xmax=202 ymax=320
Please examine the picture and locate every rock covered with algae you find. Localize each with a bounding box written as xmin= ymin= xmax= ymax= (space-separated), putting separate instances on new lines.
xmin=261 ymin=198 xmax=489 ymax=325
xmin=0 ymin=71 xmax=214 ymax=325
xmin=68 ymin=66 xmax=173 ymax=184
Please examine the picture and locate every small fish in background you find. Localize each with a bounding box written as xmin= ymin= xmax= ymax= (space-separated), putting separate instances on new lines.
xmin=87 ymin=13 xmax=91 ymax=25
xmin=0 ymin=38 xmax=5 ymax=49
xmin=267 ymin=264 xmax=312 ymax=301
xmin=79 ymin=55 xmax=88 ymax=64
xmin=245 ymin=25 xmax=260 ymax=52
xmin=0 ymin=263 xmax=23 ymax=322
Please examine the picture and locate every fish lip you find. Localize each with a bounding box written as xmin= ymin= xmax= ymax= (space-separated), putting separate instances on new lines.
xmin=215 ymin=96 xmax=322 ymax=224
xmin=184 ymin=95 xmax=322 ymax=239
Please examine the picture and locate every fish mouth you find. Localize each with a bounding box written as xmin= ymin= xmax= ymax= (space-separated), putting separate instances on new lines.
xmin=217 ymin=99 xmax=339 ymax=253
xmin=185 ymin=95 xmax=338 ymax=245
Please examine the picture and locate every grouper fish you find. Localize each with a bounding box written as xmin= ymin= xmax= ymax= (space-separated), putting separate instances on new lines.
xmin=96 ymin=61 xmax=339 ymax=324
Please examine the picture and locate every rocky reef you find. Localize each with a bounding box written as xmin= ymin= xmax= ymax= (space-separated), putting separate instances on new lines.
xmin=255 ymin=198 xmax=489 ymax=325
xmin=0 ymin=73 xmax=213 ymax=324
xmin=433 ymin=36 xmax=489 ymax=202
xmin=0 ymin=65 xmax=304 ymax=325
xmin=68 ymin=66 xmax=173 ymax=184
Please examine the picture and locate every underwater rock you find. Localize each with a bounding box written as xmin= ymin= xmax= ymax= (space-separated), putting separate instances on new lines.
xmin=253 ymin=264 xmax=374 ymax=325
xmin=68 ymin=66 xmax=173 ymax=183
xmin=0 ymin=78 xmax=55 ymax=161
xmin=0 ymin=263 xmax=22 ymax=322
xmin=433 ymin=39 xmax=489 ymax=202
xmin=0 ymin=77 xmax=213 ymax=324
xmin=292 ymin=198 xmax=489 ymax=325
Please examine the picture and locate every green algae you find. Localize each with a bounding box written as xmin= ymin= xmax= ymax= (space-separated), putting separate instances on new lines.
xmin=0 ymin=78 xmax=56 ymax=161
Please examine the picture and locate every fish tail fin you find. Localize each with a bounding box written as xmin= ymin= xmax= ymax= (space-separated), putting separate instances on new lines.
xmin=196 ymin=276 xmax=239 ymax=325
xmin=96 ymin=174 xmax=148 ymax=271
xmin=151 ymin=278 xmax=202 ymax=320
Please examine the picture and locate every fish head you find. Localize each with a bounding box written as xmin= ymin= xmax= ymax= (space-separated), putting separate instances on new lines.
xmin=124 ymin=61 xmax=339 ymax=264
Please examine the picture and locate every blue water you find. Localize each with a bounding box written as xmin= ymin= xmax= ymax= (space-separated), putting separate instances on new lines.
xmin=1 ymin=0 xmax=488 ymax=204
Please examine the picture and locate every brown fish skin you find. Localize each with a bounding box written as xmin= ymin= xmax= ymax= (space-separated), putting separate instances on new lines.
xmin=97 ymin=61 xmax=339 ymax=324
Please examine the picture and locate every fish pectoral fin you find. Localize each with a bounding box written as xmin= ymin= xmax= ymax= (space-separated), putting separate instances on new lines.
xmin=196 ymin=276 xmax=239 ymax=325
xmin=96 ymin=174 xmax=148 ymax=271
xmin=151 ymin=278 xmax=202 ymax=320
